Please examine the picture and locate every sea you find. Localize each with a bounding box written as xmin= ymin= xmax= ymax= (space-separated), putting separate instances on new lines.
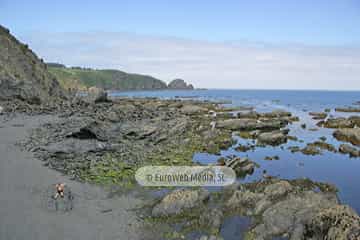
xmin=111 ymin=89 xmax=360 ymax=239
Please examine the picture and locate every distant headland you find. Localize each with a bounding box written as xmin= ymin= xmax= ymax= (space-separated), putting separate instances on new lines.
xmin=47 ymin=62 xmax=195 ymax=91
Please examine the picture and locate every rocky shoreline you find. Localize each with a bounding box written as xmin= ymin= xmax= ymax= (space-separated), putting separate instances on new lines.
xmin=148 ymin=178 xmax=360 ymax=240
xmin=1 ymin=93 xmax=358 ymax=239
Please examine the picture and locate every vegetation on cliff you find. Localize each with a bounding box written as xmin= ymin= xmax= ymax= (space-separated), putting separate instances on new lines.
xmin=48 ymin=65 xmax=168 ymax=91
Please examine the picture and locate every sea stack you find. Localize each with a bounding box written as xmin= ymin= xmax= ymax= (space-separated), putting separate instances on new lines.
xmin=168 ymin=79 xmax=194 ymax=90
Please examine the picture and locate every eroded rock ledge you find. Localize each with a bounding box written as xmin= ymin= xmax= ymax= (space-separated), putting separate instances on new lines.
xmin=149 ymin=179 xmax=360 ymax=240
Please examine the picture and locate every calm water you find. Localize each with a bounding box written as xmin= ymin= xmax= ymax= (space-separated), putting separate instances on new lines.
xmin=112 ymin=90 xmax=360 ymax=228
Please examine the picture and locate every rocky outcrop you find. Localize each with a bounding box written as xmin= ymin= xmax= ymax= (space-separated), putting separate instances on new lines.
xmin=152 ymin=189 xmax=209 ymax=217
xmin=257 ymin=129 xmax=289 ymax=146
xmin=21 ymin=98 xmax=237 ymax=180
xmin=168 ymin=79 xmax=194 ymax=90
xmin=251 ymin=191 xmax=339 ymax=239
xmin=309 ymin=112 xmax=327 ymax=120
xmin=307 ymin=205 xmax=360 ymax=240
xmin=149 ymin=178 xmax=359 ymax=240
xmin=224 ymin=179 xmax=360 ymax=240
xmin=339 ymin=144 xmax=360 ymax=157
xmin=237 ymin=110 xmax=294 ymax=120
xmin=333 ymin=128 xmax=360 ymax=146
xmin=218 ymin=110 xmax=295 ymax=132
xmin=310 ymin=141 xmax=337 ymax=152
xmin=216 ymin=118 xmax=286 ymax=131
xmin=335 ymin=107 xmax=360 ymax=113
xmin=0 ymin=25 xmax=66 ymax=104
xmin=301 ymin=145 xmax=322 ymax=155
xmin=298 ymin=141 xmax=336 ymax=156
xmin=217 ymin=156 xmax=255 ymax=177
xmin=321 ymin=117 xmax=357 ymax=128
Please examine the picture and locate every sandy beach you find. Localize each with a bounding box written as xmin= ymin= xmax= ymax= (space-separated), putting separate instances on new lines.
xmin=0 ymin=114 xmax=144 ymax=240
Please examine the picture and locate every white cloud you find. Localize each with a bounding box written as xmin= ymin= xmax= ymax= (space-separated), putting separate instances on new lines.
xmin=20 ymin=31 xmax=360 ymax=90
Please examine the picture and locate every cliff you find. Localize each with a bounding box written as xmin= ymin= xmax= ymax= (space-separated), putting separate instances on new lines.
xmin=0 ymin=25 xmax=66 ymax=104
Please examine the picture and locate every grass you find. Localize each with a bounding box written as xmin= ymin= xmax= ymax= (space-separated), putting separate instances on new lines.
xmin=48 ymin=66 xmax=167 ymax=90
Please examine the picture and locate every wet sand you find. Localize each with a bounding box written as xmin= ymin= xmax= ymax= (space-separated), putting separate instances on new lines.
xmin=0 ymin=115 xmax=144 ymax=240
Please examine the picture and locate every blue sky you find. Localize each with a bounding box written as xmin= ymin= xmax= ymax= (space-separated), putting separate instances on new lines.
xmin=1 ymin=0 xmax=360 ymax=89
xmin=2 ymin=0 xmax=360 ymax=45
